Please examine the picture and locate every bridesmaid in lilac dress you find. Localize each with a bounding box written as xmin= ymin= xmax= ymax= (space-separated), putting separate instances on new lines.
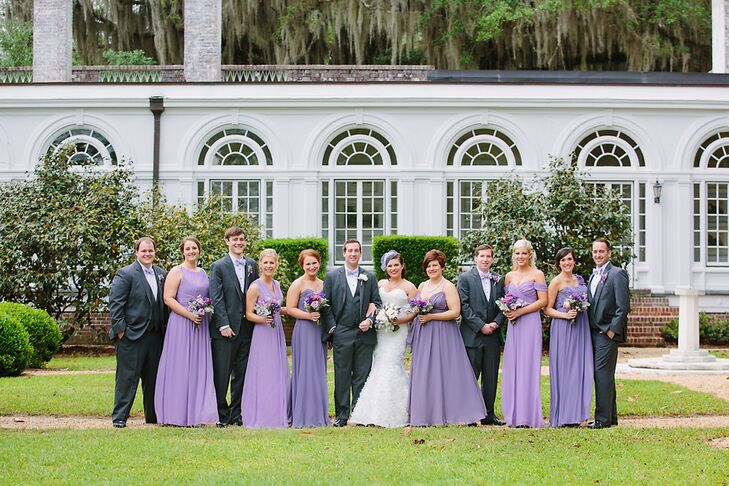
xmin=501 ymin=239 xmax=548 ymax=428
xmin=545 ymin=247 xmax=593 ymax=427
xmin=286 ymin=249 xmax=329 ymax=427
xmin=409 ymin=250 xmax=487 ymax=426
xmin=155 ymin=237 xmax=218 ymax=426
xmin=242 ymin=248 xmax=291 ymax=428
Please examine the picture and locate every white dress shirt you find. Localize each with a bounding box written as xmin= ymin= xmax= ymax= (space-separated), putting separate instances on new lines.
xmin=138 ymin=261 xmax=158 ymax=301
xmin=477 ymin=269 xmax=492 ymax=302
xmin=345 ymin=266 xmax=359 ymax=297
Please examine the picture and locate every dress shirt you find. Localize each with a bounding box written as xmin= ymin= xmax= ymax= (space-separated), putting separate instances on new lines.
xmin=478 ymin=269 xmax=492 ymax=302
xmin=138 ymin=261 xmax=158 ymax=301
xmin=345 ymin=267 xmax=359 ymax=296
xmin=590 ymin=265 xmax=605 ymax=297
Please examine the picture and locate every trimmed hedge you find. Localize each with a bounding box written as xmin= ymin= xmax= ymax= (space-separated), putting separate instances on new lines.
xmin=0 ymin=302 xmax=62 ymax=368
xmin=0 ymin=310 xmax=32 ymax=376
xmin=373 ymin=235 xmax=460 ymax=285
xmin=250 ymin=237 xmax=329 ymax=293
xmin=662 ymin=313 xmax=729 ymax=345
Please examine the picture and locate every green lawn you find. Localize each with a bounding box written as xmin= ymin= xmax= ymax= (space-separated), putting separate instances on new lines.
xmin=709 ymin=349 xmax=729 ymax=359
xmin=45 ymin=356 xmax=116 ymax=371
xmin=0 ymin=427 xmax=726 ymax=484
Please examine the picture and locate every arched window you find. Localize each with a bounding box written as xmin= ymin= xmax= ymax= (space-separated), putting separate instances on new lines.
xmin=320 ymin=127 xmax=398 ymax=263
xmin=445 ymin=127 xmax=521 ymax=238
xmin=195 ymin=126 xmax=273 ymax=236
xmin=693 ymin=131 xmax=729 ymax=266
xmin=573 ymin=129 xmax=646 ymax=264
xmin=47 ymin=128 xmax=117 ymax=166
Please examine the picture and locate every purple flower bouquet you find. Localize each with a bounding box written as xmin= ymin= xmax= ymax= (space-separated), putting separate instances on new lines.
xmin=254 ymin=297 xmax=281 ymax=328
xmin=563 ymin=292 xmax=590 ymax=325
xmin=304 ymin=291 xmax=329 ymax=324
xmin=408 ymin=298 xmax=433 ymax=324
xmin=496 ymin=293 xmax=527 ymax=325
xmin=187 ymin=295 xmax=214 ymax=327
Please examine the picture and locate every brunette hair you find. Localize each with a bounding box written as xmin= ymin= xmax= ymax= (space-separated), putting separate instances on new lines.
xmin=179 ymin=236 xmax=202 ymax=255
xmin=554 ymin=247 xmax=574 ymax=270
xmin=593 ymin=238 xmax=612 ymax=250
xmin=298 ymin=248 xmax=321 ymax=267
xmin=422 ymin=249 xmax=446 ymax=273
xmin=383 ymin=251 xmax=406 ymax=280
xmin=135 ymin=237 xmax=155 ymax=251
xmin=224 ymin=226 xmax=246 ymax=240
xmin=474 ymin=244 xmax=494 ymax=258
xmin=343 ymin=239 xmax=361 ymax=252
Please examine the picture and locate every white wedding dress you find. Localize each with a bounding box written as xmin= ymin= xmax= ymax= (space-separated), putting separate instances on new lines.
xmin=350 ymin=287 xmax=410 ymax=427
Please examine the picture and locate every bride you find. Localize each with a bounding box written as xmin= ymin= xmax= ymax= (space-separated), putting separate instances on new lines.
xmin=350 ymin=250 xmax=417 ymax=427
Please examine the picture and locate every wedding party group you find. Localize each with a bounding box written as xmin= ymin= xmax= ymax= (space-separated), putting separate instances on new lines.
xmin=108 ymin=227 xmax=629 ymax=431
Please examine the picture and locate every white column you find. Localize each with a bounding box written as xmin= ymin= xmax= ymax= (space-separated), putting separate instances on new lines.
xmin=33 ymin=0 xmax=72 ymax=82
xmin=184 ymin=0 xmax=222 ymax=82
xmin=712 ymin=0 xmax=729 ymax=73
xmin=272 ymin=179 xmax=289 ymax=238
xmin=397 ymin=178 xmax=415 ymax=235
xmin=674 ymin=182 xmax=693 ymax=288
xmin=663 ymin=288 xmax=717 ymax=362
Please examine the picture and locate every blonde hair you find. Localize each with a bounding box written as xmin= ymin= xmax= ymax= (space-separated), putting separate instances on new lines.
xmin=511 ymin=239 xmax=537 ymax=270
xmin=258 ymin=248 xmax=279 ymax=265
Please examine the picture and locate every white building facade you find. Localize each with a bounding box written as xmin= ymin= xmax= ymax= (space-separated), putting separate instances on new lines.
xmin=0 ymin=76 xmax=728 ymax=313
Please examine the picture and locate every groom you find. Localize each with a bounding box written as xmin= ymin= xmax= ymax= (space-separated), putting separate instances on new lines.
xmin=587 ymin=238 xmax=630 ymax=429
xmin=458 ymin=244 xmax=507 ymax=426
xmin=322 ymin=239 xmax=381 ymax=427
xmin=209 ymin=226 xmax=259 ymax=427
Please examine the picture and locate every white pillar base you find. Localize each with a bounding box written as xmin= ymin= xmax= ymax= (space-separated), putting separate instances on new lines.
xmin=627 ymin=356 xmax=729 ymax=371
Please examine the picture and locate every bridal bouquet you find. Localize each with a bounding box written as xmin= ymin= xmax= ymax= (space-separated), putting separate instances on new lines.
xmin=563 ymin=292 xmax=590 ymax=325
xmin=375 ymin=304 xmax=401 ymax=333
xmin=304 ymin=291 xmax=329 ymax=324
xmin=187 ymin=295 xmax=214 ymax=327
xmin=254 ymin=298 xmax=281 ymax=328
xmin=496 ymin=293 xmax=527 ymax=325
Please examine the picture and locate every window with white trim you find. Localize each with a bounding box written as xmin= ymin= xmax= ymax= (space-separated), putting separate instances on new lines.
xmin=195 ymin=127 xmax=273 ymax=236
xmin=693 ymin=131 xmax=729 ymax=266
xmin=47 ymin=128 xmax=117 ymax=166
xmin=320 ymin=128 xmax=397 ymax=264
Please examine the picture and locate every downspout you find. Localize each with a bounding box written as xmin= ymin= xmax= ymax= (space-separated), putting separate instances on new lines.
xmin=149 ymin=96 xmax=165 ymax=205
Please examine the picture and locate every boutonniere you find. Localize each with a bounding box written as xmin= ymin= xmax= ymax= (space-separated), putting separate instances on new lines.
xmin=157 ymin=272 xmax=164 ymax=283
xmin=358 ymin=273 xmax=368 ymax=282
xmin=246 ymin=265 xmax=254 ymax=278
xmin=600 ymin=273 xmax=608 ymax=284
xmin=490 ymin=273 xmax=501 ymax=284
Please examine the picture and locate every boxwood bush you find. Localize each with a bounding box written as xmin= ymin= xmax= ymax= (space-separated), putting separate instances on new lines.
xmin=0 ymin=302 xmax=62 ymax=368
xmin=251 ymin=237 xmax=328 ymax=294
xmin=373 ymin=235 xmax=460 ymax=285
xmin=0 ymin=310 xmax=32 ymax=376
xmin=662 ymin=312 xmax=729 ymax=345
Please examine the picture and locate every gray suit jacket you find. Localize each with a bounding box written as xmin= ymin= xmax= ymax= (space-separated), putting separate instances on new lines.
xmin=209 ymin=255 xmax=259 ymax=342
xmin=457 ymin=267 xmax=506 ymax=347
xmin=588 ymin=262 xmax=630 ymax=343
xmin=108 ymin=262 xmax=167 ymax=341
xmin=321 ymin=266 xmax=382 ymax=346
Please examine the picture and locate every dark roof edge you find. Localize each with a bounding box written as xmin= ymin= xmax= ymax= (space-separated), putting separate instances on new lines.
xmin=427 ymin=70 xmax=729 ymax=86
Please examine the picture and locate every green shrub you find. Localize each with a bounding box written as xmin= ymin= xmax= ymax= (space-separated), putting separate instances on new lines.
xmin=662 ymin=312 xmax=729 ymax=345
xmin=251 ymin=238 xmax=329 ymax=293
xmin=0 ymin=311 xmax=32 ymax=376
xmin=0 ymin=302 xmax=62 ymax=368
xmin=103 ymin=49 xmax=156 ymax=65
xmin=372 ymin=235 xmax=460 ymax=285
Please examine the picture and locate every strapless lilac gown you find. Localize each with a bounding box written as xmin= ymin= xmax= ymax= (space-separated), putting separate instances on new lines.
xmin=501 ymin=281 xmax=547 ymax=428
xmin=241 ymin=279 xmax=291 ymax=428
xmin=549 ymin=278 xmax=593 ymax=426
xmin=409 ymin=291 xmax=486 ymax=425
xmin=154 ymin=267 xmax=218 ymax=426
xmin=291 ymin=289 xmax=329 ymax=428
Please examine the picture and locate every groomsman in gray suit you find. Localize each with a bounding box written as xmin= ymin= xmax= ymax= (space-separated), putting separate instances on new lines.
xmin=587 ymin=238 xmax=630 ymax=429
xmin=458 ymin=244 xmax=507 ymax=426
xmin=109 ymin=237 xmax=167 ymax=428
xmin=321 ymin=239 xmax=381 ymax=427
xmin=209 ymin=226 xmax=259 ymax=427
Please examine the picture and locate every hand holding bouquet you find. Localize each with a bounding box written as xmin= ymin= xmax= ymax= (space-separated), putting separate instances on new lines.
xmin=562 ymin=292 xmax=590 ymax=325
xmin=187 ymin=295 xmax=214 ymax=327
xmin=375 ymin=304 xmax=401 ymax=333
xmin=254 ymin=298 xmax=281 ymax=328
xmin=496 ymin=293 xmax=527 ymax=325
xmin=408 ymin=298 xmax=433 ymax=325
xmin=304 ymin=291 xmax=329 ymax=324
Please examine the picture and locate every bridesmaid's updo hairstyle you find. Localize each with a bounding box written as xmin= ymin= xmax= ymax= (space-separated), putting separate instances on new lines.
xmin=554 ymin=247 xmax=574 ymax=270
xmin=422 ymin=249 xmax=446 ymax=272
xmin=298 ymin=248 xmax=321 ymax=267
xmin=511 ymin=239 xmax=537 ymax=270
xmin=381 ymin=250 xmax=406 ymax=279
xmin=179 ymin=236 xmax=202 ymax=255
xmin=258 ymin=248 xmax=279 ymax=264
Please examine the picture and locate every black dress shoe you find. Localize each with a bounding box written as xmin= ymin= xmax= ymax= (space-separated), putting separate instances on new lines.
xmin=515 ymin=424 xmax=530 ymax=429
xmin=481 ymin=417 xmax=507 ymax=426
xmin=467 ymin=422 xmax=478 ymax=427
xmin=228 ymin=418 xmax=243 ymax=426
xmin=216 ymin=422 xmax=227 ymax=428
xmin=588 ymin=420 xmax=610 ymax=429
xmin=333 ymin=419 xmax=347 ymax=427
xmin=112 ymin=420 xmax=126 ymax=429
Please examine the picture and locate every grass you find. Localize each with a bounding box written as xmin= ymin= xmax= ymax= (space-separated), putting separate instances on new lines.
xmin=709 ymin=349 xmax=729 ymax=359
xmin=44 ymin=356 xmax=116 ymax=371
xmin=0 ymin=427 xmax=727 ymax=484
xmin=1 ymin=368 xmax=727 ymax=418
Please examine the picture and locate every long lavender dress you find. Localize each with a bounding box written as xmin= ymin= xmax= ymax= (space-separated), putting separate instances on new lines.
xmin=549 ymin=277 xmax=594 ymax=426
xmin=409 ymin=291 xmax=487 ymax=426
xmin=291 ymin=288 xmax=329 ymax=427
xmin=241 ymin=279 xmax=291 ymax=428
xmin=501 ymin=281 xmax=547 ymax=428
xmin=154 ymin=267 xmax=218 ymax=426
